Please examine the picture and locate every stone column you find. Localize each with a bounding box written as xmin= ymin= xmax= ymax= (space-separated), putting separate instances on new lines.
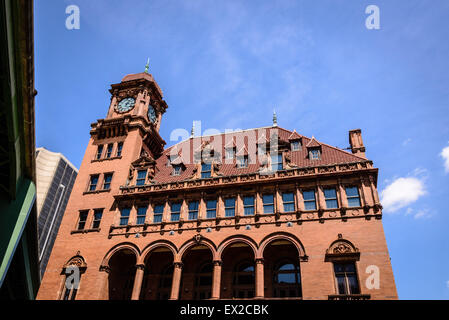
xmin=98 ymin=265 xmax=111 ymax=300
xmin=369 ymin=175 xmax=380 ymax=205
xmin=255 ymin=258 xmax=264 ymax=299
xmin=163 ymin=197 xmax=169 ymax=222
xmin=295 ymin=183 xmax=304 ymax=211
xmin=275 ymin=185 xmax=281 ymax=213
xmin=316 ymin=184 xmax=326 ymax=210
xmin=211 ymin=260 xmax=222 ymax=299
xmin=199 ymin=192 xmax=206 ymax=219
xmin=217 ymin=192 xmax=224 ymax=218
xmin=131 ymin=264 xmax=145 ymax=300
xmin=338 ymin=179 xmax=348 ymax=208
xmin=170 ymin=262 xmax=183 ymax=300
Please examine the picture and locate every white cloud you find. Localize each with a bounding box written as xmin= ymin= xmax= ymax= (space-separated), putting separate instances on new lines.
xmin=402 ymin=138 xmax=412 ymax=146
xmin=381 ymin=177 xmax=426 ymax=213
xmin=440 ymin=144 xmax=449 ymax=173
xmin=405 ymin=208 xmax=432 ymax=219
xmin=413 ymin=209 xmax=432 ymax=219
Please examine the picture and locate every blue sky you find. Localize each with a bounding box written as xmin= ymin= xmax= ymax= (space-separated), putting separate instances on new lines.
xmin=34 ymin=0 xmax=449 ymax=299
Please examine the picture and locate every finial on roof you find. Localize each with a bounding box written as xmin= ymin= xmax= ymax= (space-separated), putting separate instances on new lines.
xmin=191 ymin=121 xmax=195 ymax=137
xmin=144 ymin=58 xmax=150 ymax=73
xmin=273 ymin=109 xmax=278 ymax=127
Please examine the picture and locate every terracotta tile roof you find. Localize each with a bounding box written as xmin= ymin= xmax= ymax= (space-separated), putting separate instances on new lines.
xmin=153 ymin=126 xmax=367 ymax=183
xmin=288 ymin=130 xmax=302 ymax=141
xmin=305 ymin=136 xmax=321 ymax=148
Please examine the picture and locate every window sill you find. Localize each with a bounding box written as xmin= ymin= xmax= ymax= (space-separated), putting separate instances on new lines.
xmin=71 ymin=228 xmax=101 ymax=235
xmin=83 ymin=189 xmax=111 ymax=195
xmin=91 ymin=156 xmax=122 ymax=163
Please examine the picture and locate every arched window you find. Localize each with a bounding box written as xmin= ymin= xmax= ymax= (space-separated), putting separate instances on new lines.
xmin=232 ymin=261 xmax=255 ymax=298
xmin=157 ymin=264 xmax=173 ymax=300
xmin=60 ymin=255 xmax=87 ymax=300
xmin=194 ymin=262 xmax=213 ymax=300
xmin=272 ymin=260 xmax=301 ymax=298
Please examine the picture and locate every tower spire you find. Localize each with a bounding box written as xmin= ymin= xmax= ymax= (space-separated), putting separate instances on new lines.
xmin=144 ymin=58 xmax=150 ymax=73
xmin=273 ymin=109 xmax=278 ymax=127
xmin=191 ymin=121 xmax=195 ymax=137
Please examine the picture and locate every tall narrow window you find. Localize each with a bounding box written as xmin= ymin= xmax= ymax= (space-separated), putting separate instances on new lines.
xmin=346 ymin=186 xmax=361 ymax=207
xmin=170 ymin=202 xmax=181 ymax=222
xmin=103 ymin=173 xmax=113 ymax=190
xmin=136 ymin=206 xmax=147 ymax=225
xmin=206 ymin=200 xmax=217 ymax=219
xmin=243 ymin=195 xmax=255 ymax=216
xmin=120 ymin=208 xmax=131 ymax=226
xmin=302 ymin=190 xmax=316 ymax=210
xmin=88 ymin=175 xmax=99 ymax=191
xmin=153 ymin=204 xmax=164 ymax=223
xmin=334 ymin=263 xmax=360 ymax=295
xmin=263 ymin=194 xmax=274 ymax=214
xmin=106 ymin=144 xmax=113 ymax=158
xmin=96 ymin=145 xmax=103 ymax=160
xmin=92 ymin=209 xmax=103 ymax=229
xmin=77 ymin=211 xmax=88 ymax=230
xmin=282 ymin=192 xmax=295 ymax=212
xmin=324 ymin=188 xmax=338 ymax=209
xmin=116 ymin=142 xmax=123 ymax=157
xmin=136 ymin=170 xmax=147 ymax=186
xmin=188 ymin=201 xmax=199 ymax=220
xmin=201 ymin=163 xmax=212 ymax=178
xmin=271 ymin=153 xmax=283 ymax=171
xmin=224 ymin=197 xmax=235 ymax=217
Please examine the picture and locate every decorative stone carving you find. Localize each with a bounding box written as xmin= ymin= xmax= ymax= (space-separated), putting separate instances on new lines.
xmin=193 ymin=234 xmax=202 ymax=244
xmin=325 ymin=237 xmax=360 ymax=261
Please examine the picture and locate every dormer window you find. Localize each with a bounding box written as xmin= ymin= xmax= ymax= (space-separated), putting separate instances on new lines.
xmin=291 ymin=140 xmax=301 ymax=151
xmin=201 ymin=163 xmax=212 ymax=178
xmin=173 ymin=165 xmax=182 ymax=176
xmin=225 ymin=148 xmax=235 ymax=160
xmin=270 ymin=153 xmax=283 ymax=171
xmin=237 ymin=156 xmax=248 ymax=168
xmin=136 ymin=170 xmax=147 ymax=186
xmin=309 ymin=149 xmax=321 ymax=160
xmin=257 ymin=144 xmax=266 ymax=155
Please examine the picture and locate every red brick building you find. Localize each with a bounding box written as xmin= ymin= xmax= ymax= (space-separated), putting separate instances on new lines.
xmin=37 ymin=69 xmax=397 ymax=300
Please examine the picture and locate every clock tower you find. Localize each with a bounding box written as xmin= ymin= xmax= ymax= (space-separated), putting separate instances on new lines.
xmin=92 ymin=66 xmax=168 ymax=159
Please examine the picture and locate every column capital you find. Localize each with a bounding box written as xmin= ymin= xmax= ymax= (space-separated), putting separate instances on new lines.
xmin=255 ymin=258 xmax=264 ymax=264
xmin=136 ymin=264 xmax=145 ymax=271
xmin=99 ymin=265 xmax=111 ymax=273
xmin=213 ymin=260 xmax=222 ymax=267
xmin=173 ymin=262 xmax=184 ymax=269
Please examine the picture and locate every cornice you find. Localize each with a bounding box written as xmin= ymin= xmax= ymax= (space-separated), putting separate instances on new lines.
xmin=116 ymin=161 xmax=377 ymax=199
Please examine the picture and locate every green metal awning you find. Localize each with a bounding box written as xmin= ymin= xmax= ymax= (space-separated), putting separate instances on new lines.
xmin=0 ymin=178 xmax=36 ymax=287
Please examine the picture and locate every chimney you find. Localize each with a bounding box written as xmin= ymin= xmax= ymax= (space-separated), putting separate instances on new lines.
xmin=349 ymin=129 xmax=366 ymax=158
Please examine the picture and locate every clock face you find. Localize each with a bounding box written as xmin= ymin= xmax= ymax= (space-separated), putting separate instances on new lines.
xmin=116 ymin=97 xmax=135 ymax=113
xmin=148 ymin=105 xmax=157 ymax=123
